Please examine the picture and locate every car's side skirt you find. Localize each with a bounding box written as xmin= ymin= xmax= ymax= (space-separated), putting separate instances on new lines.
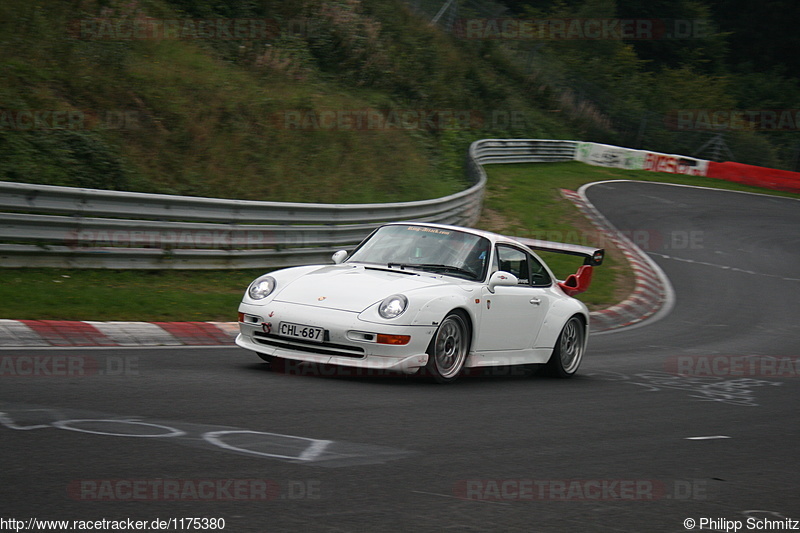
xmin=466 ymin=347 xmax=553 ymax=368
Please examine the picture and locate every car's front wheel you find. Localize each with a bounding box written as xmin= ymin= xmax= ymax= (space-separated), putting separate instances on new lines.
xmin=256 ymin=353 xmax=273 ymax=364
xmin=425 ymin=311 xmax=470 ymax=384
xmin=545 ymin=315 xmax=585 ymax=378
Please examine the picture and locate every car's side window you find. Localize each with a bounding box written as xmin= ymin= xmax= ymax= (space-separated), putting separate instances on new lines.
xmin=493 ymin=245 xmax=552 ymax=287
xmin=495 ymin=245 xmax=531 ymax=285
xmin=528 ymin=253 xmax=552 ymax=287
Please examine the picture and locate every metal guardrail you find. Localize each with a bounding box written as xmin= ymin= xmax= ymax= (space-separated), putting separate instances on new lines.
xmin=0 ymin=139 xmax=577 ymax=269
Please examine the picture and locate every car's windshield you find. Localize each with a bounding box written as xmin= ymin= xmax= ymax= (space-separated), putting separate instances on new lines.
xmin=347 ymin=225 xmax=491 ymax=281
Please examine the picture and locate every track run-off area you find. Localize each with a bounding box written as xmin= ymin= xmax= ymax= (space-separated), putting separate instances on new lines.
xmin=1 ymin=181 xmax=798 ymax=532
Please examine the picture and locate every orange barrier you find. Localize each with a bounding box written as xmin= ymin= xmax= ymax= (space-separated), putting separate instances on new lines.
xmin=706 ymin=161 xmax=800 ymax=193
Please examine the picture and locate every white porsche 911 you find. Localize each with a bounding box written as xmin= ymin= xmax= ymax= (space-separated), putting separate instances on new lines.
xmin=236 ymin=222 xmax=603 ymax=383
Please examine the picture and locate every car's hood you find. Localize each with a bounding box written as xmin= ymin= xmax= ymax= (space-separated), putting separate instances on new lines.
xmin=273 ymin=264 xmax=454 ymax=312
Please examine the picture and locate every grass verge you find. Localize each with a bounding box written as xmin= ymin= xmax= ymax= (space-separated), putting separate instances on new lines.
xmin=2 ymin=162 xmax=797 ymax=321
xmin=0 ymin=270 xmax=264 ymax=322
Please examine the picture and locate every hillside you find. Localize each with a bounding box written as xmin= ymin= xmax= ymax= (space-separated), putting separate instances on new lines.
xmin=0 ymin=0 xmax=572 ymax=203
xmin=2 ymin=0 xmax=797 ymax=204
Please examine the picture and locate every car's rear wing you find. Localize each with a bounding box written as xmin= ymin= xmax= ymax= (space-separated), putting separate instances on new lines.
xmin=514 ymin=238 xmax=605 ymax=266
xmin=511 ymin=237 xmax=604 ymax=297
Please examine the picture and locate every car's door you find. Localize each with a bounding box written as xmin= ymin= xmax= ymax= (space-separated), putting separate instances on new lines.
xmin=475 ymin=244 xmax=552 ymax=353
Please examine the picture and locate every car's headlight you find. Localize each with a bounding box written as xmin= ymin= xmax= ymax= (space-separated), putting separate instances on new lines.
xmin=378 ymin=294 xmax=408 ymax=319
xmin=248 ymin=275 xmax=276 ymax=300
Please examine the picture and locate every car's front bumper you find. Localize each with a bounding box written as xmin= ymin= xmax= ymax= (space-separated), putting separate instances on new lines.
xmin=236 ymin=302 xmax=434 ymax=374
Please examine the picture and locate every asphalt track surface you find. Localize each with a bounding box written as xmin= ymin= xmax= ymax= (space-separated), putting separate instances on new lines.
xmin=1 ymin=181 xmax=798 ymax=532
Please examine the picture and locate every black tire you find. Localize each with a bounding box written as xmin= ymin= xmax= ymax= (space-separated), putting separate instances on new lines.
xmin=257 ymin=353 xmax=273 ymax=364
xmin=544 ymin=316 xmax=585 ymax=378
xmin=425 ymin=311 xmax=470 ymax=384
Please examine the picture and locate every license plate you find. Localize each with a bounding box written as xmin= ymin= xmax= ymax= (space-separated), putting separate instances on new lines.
xmin=278 ymin=322 xmax=325 ymax=342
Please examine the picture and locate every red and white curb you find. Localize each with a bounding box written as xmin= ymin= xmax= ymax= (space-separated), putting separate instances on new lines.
xmin=0 ymin=319 xmax=238 ymax=348
xmin=565 ymin=183 xmax=675 ymax=333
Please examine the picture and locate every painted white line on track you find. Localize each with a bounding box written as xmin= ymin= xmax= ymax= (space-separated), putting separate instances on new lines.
xmin=298 ymin=439 xmax=333 ymax=462
xmin=51 ymin=419 xmax=187 ymax=438
xmin=0 ymin=412 xmax=50 ymax=430
xmin=649 ymin=253 xmax=800 ymax=282
xmin=0 ymin=406 xmax=412 ymax=466
xmin=202 ymin=429 xmax=334 ymax=462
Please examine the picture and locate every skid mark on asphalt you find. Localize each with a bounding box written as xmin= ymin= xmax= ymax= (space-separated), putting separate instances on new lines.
xmin=0 ymin=402 xmax=413 ymax=467
xmin=587 ymin=370 xmax=783 ymax=407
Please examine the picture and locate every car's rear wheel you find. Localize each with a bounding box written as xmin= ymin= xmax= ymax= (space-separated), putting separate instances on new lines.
xmin=545 ymin=316 xmax=585 ymax=378
xmin=425 ymin=311 xmax=470 ymax=384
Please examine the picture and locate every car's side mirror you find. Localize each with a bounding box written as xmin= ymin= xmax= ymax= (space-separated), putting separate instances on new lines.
xmin=487 ymin=271 xmax=518 ymax=293
xmin=332 ymin=250 xmax=348 ymax=264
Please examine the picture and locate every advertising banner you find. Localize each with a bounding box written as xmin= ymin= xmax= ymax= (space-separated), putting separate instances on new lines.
xmin=575 ymin=142 xmax=708 ymax=176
